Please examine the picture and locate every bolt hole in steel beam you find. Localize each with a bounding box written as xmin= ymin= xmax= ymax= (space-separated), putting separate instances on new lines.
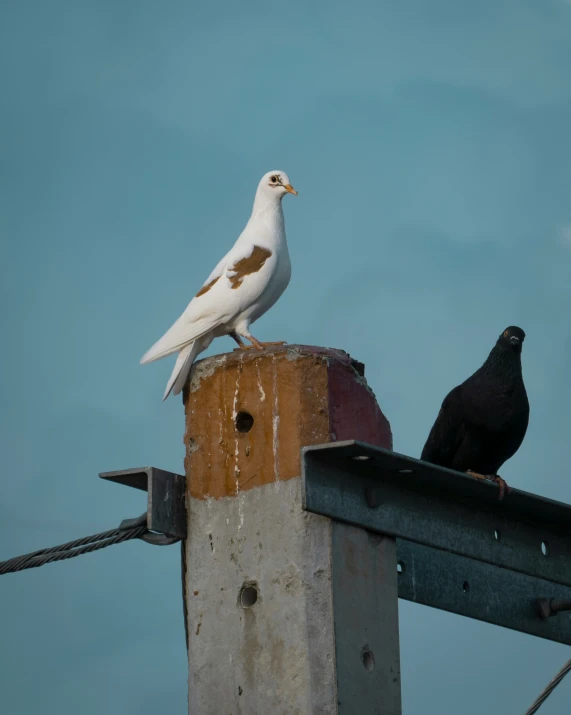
xmin=362 ymin=649 xmax=375 ymax=672
xmin=235 ymin=411 xmax=254 ymax=433
xmin=239 ymin=583 xmax=258 ymax=608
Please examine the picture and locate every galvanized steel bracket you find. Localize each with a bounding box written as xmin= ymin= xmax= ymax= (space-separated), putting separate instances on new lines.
xmin=100 ymin=467 xmax=187 ymax=540
xmin=302 ymin=440 xmax=571 ymax=645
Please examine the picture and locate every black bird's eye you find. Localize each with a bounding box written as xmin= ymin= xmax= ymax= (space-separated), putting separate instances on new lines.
xmin=270 ymin=175 xmax=278 ymax=183
xmin=503 ymin=330 xmax=508 ymax=337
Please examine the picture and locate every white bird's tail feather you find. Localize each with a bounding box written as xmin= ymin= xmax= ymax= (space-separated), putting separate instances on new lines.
xmin=141 ymin=315 xmax=220 ymax=365
xmin=162 ymin=336 xmax=212 ymax=401
xmin=162 ymin=342 xmax=198 ymax=401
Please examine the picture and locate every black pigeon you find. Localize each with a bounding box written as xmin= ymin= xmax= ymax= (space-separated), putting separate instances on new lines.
xmin=421 ymin=326 xmax=529 ymax=500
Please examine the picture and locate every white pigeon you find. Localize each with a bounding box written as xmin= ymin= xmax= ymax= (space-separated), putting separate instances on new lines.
xmin=141 ymin=170 xmax=298 ymax=400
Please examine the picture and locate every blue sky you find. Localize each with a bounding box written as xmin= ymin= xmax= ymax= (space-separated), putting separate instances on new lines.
xmin=2 ymin=1 xmax=571 ymax=713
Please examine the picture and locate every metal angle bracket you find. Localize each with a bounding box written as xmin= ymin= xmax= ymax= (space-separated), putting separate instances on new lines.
xmin=99 ymin=467 xmax=187 ymax=540
xmin=396 ymin=539 xmax=571 ymax=645
xmin=302 ymin=440 xmax=571 ymax=645
xmin=302 ymin=440 xmax=571 ymax=586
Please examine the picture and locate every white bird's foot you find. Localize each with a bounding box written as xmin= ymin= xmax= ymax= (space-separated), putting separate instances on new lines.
xmin=230 ymin=331 xmax=246 ymax=348
xmin=233 ymin=337 xmax=287 ymax=351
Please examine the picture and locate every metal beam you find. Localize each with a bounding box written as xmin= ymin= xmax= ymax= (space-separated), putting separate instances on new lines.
xmin=332 ymin=524 xmax=402 ymax=714
xmin=396 ymin=540 xmax=571 ymax=645
xmin=302 ymin=440 xmax=571 ymax=645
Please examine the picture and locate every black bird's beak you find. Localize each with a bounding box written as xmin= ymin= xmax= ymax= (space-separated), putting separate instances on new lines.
xmin=509 ymin=336 xmax=520 ymax=346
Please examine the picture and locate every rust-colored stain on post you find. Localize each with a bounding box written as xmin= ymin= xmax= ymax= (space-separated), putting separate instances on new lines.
xmin=184 ymin=345 xmax=392 ymax=500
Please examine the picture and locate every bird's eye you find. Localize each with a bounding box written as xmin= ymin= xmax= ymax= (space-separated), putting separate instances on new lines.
xmin=503 ymin=331 xmax=508 ymax=337
xmin=270 ymin=175 xmax=278 ymax=183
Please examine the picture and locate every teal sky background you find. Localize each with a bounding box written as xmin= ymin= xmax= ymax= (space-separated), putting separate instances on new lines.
xmin=2 ymin=1 xmax=571 ymax=713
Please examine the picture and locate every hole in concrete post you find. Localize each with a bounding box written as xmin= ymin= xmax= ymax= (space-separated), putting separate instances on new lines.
xmin=397 ymin=561 xmax=405 ymax=574
xmin=462 ymin=581 xmax=470 ymax=593
xmin=362 ymin=649 xmax=375 ymax=672
xmin=235 ymin=411 xmax=254 ymax=433
xmin=494 ymin=529 xmax=501 ymax=541
xmin=541 ymin=541 xmax=549 ymax=557
xmin=239 ymin=583 xmax=258 ymax=608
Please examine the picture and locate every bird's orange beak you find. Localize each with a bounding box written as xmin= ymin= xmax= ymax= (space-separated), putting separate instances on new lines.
xmin=284 ymin=184 xmax=298 ymax=196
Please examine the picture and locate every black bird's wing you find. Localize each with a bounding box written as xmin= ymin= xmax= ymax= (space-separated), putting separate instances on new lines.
xmin=421 ymin=385 xmax=467 ymax=468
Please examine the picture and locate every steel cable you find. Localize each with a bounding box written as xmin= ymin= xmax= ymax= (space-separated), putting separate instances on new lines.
xmin=0 ymin=523 xmax=148 ymax=575
xmin=524 ymin=658 xmax=571 ymax=715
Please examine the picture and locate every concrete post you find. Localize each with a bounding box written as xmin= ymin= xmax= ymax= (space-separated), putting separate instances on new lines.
xmin=183 ymin=345 xmax=400 ymax=715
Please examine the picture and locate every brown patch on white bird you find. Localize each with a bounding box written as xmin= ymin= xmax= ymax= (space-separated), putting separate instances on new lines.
xmin=195 ymin=276 xmax=220 ymax=297
xmin=228 ymin=246 xmax=272 ymax=289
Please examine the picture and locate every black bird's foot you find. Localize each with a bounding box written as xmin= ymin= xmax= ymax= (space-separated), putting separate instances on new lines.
xmin=467 ymin=471 xmax=510 ymax=501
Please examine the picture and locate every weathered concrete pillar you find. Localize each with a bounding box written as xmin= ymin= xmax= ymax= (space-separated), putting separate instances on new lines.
xmin=183 ymin=345 xmax=399 ymax=715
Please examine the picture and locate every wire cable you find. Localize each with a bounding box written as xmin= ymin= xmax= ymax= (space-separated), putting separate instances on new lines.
xmin=0 ymin=520 xmax=149 ymax=575
xmin=524 ymin=659 xmax=571 ymax=715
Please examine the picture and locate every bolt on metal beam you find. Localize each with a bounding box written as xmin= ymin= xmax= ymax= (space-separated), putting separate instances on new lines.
xmin=537 ymin=598 xmax=571 ymax=619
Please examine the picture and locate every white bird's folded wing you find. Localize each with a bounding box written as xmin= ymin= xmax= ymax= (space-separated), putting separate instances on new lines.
xmin=140 ymin=242 xmax=274 ymax=365
xmin=140 ymin=252 xmax=230 ymax=364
